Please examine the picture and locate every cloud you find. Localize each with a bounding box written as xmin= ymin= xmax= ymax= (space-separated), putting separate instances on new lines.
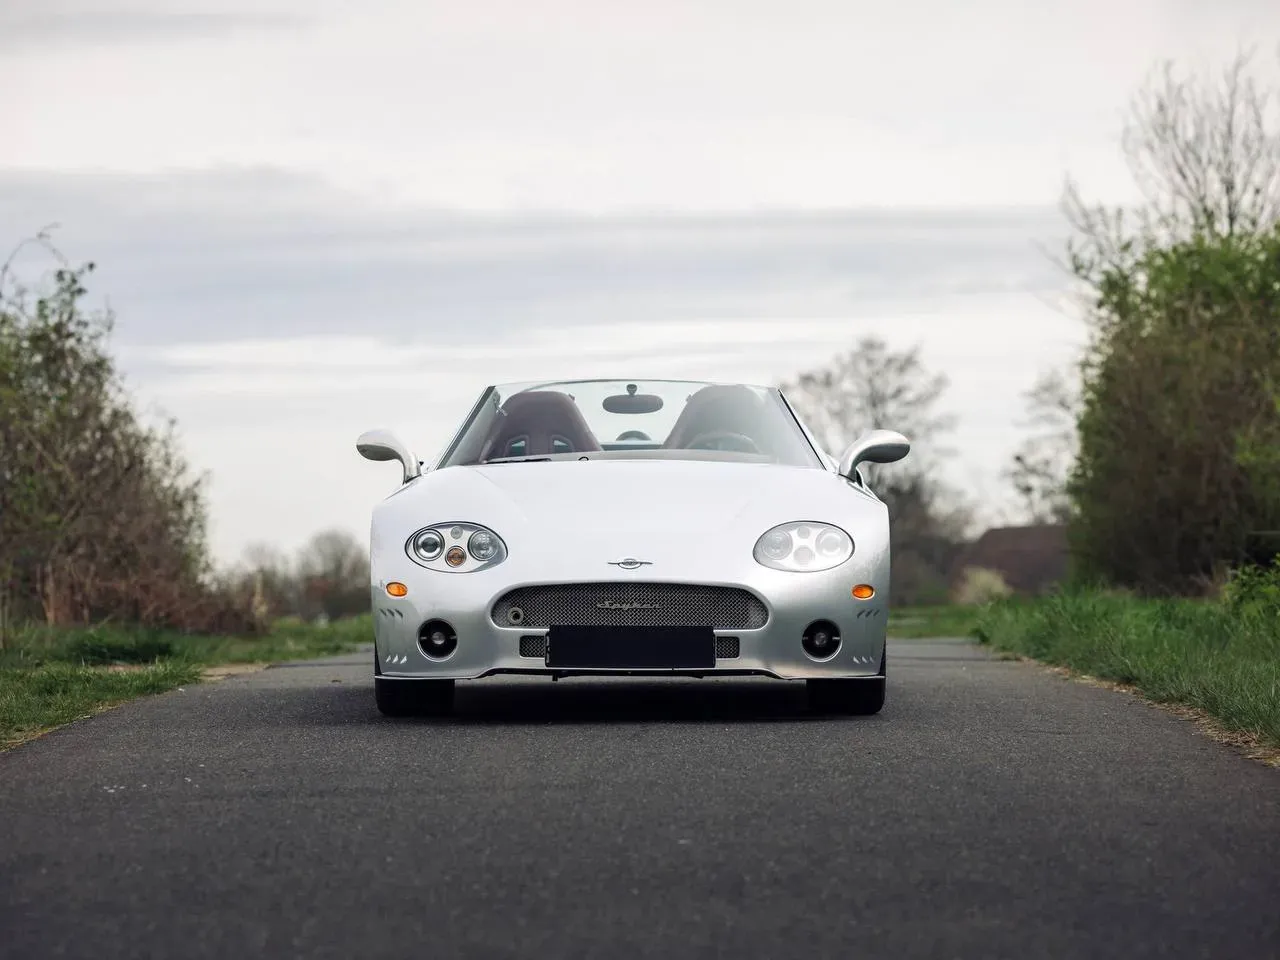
xmin=0 ymin=7 xmax=307 ymax=50
xmin=6 ymin=1 xmax=1276 ymax=212
xmin=0 ymin=167 xmax=1071 ymax=347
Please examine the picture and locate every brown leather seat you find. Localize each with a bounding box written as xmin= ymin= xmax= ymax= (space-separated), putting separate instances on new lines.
xmin=479 ymin=390 xmax=603 ymax=460
xmin=663 ymin=384 xmax=769 ymax=451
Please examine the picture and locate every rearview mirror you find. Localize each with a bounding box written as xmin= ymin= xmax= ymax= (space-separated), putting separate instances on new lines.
xmin=603 ymin=386 xmax=664 ymax=414
xmin=356 ymin=429 xmax=421 ymax=484
xmin=838 ymin=429 xmax=910 ymax=479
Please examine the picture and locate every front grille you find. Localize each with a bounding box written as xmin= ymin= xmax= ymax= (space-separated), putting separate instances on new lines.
xmin=492 ymin=583 xmax=768 ymax=630
xmin=715 ymin=636 xmax=740 ymax=659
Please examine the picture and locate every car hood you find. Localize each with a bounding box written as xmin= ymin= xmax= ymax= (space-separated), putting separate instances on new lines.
xmin=372 ymin=459 xmax=886 ymax=569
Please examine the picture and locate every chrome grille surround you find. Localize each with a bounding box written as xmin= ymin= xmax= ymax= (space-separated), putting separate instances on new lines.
xmin=492 ymin=582 xmax=768 ymax=630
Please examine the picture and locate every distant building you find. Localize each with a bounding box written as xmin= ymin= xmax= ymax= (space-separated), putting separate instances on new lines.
xmin=948 ymin=524 xmax=1070 ymax=596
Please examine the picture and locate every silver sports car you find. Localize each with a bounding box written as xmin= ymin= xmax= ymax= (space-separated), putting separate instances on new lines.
xmin=357 ymin=378 xmax=909 ymax=717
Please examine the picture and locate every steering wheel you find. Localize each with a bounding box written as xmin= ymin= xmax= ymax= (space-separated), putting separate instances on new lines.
xmin=685 ymin=431 xmax=761 ymax=453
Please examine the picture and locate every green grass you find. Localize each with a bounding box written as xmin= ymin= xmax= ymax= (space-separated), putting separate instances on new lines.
xmin=887 ymin=604 xmax=984 ymax=639
xmin=974 ymin=592 xmax=1280 ymax=750
xmin=0 ymin=615 xmax=371 ymax=749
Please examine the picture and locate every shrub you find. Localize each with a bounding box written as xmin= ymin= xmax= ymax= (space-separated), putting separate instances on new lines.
xmin=952 ymin=566 xmax=1014 ymax=606
xmin=1058 ymin=54 xmax=1280 ymax=595
xmin=1221 ymin=557 xmax=1280 ymax=615
xmin=0 ymin=239 xmax=257 ymax=641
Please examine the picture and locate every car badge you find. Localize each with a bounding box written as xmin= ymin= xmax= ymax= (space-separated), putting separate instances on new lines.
xmin=607 ymin=557 xmax=653 ymax=570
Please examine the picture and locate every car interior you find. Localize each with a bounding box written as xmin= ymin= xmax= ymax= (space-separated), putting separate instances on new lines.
xmin=474 ymin=384 xmax=779 ymax=460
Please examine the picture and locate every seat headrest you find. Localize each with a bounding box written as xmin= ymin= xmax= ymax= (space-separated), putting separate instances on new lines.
xmin=480 ymin=390 xmax=602 ymax=459
xmin=664 ymin=384 xmax=768 ymax=450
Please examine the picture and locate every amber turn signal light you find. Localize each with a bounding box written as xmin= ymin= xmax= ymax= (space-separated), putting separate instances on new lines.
xmin=445 ymin=546 xmax=467 ymax=567
xmin=852 ymin=584 xmax=875 ymax=600
xmin=386 ymin=581 xmax=408 ymax=597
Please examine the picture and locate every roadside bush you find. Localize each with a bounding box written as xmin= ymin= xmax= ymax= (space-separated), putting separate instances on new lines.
xmin=952 ymin=566 xmax=1013 ymax=606
xmin=1059 ymin=54 xmax=1280 ymax=595
xmin=0 ymin=238 xmax=257 ymax=641
xmin=1067 ymin=228 xmax=1280 ymax=593
xmin=1221 ymin=557 xmax=1280 ymax=615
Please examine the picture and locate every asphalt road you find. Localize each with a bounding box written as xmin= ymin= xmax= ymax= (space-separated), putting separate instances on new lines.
xmin=2 ymin=639 xmax=1278 ymax=960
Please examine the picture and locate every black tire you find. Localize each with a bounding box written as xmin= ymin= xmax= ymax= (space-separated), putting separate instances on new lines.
xmin=806 ymin=647 xmax=887 ymax=715
xmin=375 ymin=677 xmax=455 ymax=717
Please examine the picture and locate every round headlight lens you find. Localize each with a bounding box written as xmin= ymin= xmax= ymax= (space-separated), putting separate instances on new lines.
xmin=468 ymin=530 xmax=498 ymax=561
xmin=816 ymin=528 xmax=849 ymax=557
xmin=413 ymin=529 xmax=444 ymax=561
xmin=761 ymin=529 xmax=792 ymax=560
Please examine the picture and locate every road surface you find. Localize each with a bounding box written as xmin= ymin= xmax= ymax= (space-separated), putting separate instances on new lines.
xmin=2 ymin=639 xmax=1278 ymax=959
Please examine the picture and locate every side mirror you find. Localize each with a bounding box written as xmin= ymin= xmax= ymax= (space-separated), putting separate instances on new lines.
xmin=838 ymin=429 xmax=910 ymax=479
xmin=356 ymin=429 xmax=421 ymax=484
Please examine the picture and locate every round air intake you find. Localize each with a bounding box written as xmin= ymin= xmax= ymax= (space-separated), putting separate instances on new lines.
xmin=801 ymin=620 xmax=841 ymax=660
xmin=418 ymin=619 xmax=458 ymax=660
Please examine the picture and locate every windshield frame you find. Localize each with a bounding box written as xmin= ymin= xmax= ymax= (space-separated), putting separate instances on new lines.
xmin=431 ymin=378 xmax=825 ymax=470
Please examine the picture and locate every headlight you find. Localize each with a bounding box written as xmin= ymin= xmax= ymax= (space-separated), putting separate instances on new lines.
xmin=468 ymin=530 xmax=499 ymax=561
xmin=753 ymin=522 xmax=853 ymax=572
xmin=411 ymin=529 xmax=444 ymax=561
xmin=405 ymin=522 xmax=507 ymax=572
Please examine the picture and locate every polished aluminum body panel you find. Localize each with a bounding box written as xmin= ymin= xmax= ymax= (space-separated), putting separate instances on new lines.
xmin=369 ymin=457 xmax=891 ymax=681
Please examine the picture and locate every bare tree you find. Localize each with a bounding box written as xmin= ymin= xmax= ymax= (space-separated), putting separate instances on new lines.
xmin=1005 ymin=368 xmax=1079 ymax=525
xmin=1062 ymin=48 xmax=1280 ymax=315
xmin=295 ymin=529 xmax=369 ymax=621
xmin=781 ymin=336 xmax=956 ymax=474
xmin=1123 ymin=51 xmax=1280 ymax=239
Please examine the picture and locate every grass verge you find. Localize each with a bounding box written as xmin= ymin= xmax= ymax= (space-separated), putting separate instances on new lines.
xmin=0 ymin=615 xmax=371 ymax=750
xmin=973 ymin=592 xmax=1280 ymax=761
xmin=887 ymin=604 xmax=983 ymax=639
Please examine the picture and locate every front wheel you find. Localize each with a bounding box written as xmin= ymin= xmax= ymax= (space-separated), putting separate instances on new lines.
xmin=806 ymin=676 xmax=885 ymax=715
xmin=375 ymin=677 xmax=456 ymax=717
xmin=807 ymin=647 xmax=886 ymax=715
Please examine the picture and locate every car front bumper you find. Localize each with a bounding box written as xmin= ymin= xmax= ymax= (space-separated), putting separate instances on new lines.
xmin=371 ymin=553 xmax=889 ymax=681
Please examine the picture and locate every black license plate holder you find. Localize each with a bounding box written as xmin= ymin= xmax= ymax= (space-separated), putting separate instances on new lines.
xmin=546 ymin=625 xmax=716 ymax=669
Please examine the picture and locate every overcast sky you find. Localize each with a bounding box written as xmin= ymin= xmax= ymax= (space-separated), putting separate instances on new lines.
xmin=3 ymin=0 xmax=1277 ymax=564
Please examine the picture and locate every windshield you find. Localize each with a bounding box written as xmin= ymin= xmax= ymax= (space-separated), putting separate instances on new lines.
xmin=436 ymin=379 xmax=823 ymax=469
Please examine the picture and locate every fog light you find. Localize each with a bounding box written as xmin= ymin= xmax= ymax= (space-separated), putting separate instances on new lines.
xmin=418 ymin=619 xmax=458 ymax=659
xmin=386 ymin=581 xmax=408 ymax=597
xmin=852 ymin=584 xmax=875 ymax=600
xmin=802 ymin=619 xmax=841 ymax=660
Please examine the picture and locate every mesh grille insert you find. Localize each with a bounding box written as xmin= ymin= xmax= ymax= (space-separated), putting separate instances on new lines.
xmin=714 ymin=636 xmax=740 ymax=659
xmin=519 ymin=635 xmax=547 ymax=659
xmin=492 ymin=583 xmax=768 ymax=630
